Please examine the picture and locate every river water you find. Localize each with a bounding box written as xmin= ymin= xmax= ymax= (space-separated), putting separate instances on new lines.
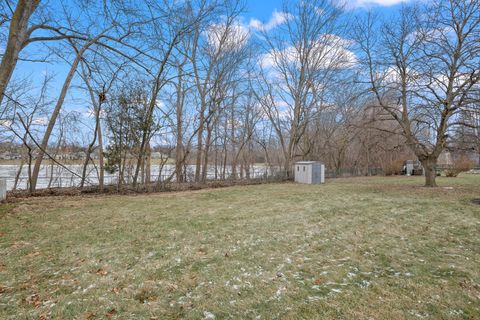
xmin=0 ymin=164 xmax=274 ymax=191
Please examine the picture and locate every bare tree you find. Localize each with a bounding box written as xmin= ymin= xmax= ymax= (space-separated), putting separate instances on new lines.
xmin=129 ymin=0 xmax=213 ymax=187
xmin=254 ymin=0 xmax=350 ymax=177
xmin=2 ymin=74 xmax=52 ymax=191
xmin=355 ymin=1 xmax=480 ymax=186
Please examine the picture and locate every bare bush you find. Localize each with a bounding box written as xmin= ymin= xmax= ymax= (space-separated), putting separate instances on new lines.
xmin=384 ymin=159 xmax=405 ymax=176
xmin=444 ymin=157 xmax=474 ymax=178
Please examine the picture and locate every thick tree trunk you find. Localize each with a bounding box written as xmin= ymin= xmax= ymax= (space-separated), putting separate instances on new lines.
xmin=421 ymin=158 xmax=438 ymax=187
xmin=0 ymin=0 xmax=40 ymax=107
xmin=175 ymin=143 xmax=184 ymax=182
xmin=283 ymin=157 xmax=293 ymax=179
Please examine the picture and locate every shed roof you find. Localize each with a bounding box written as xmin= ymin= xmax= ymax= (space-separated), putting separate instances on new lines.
xmin=295 ymin=161 xmax=323 ymax=165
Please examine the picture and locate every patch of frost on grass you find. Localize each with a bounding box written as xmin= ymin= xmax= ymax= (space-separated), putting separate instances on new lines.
xmin=203 ymin=311 xmax=215 ymax=319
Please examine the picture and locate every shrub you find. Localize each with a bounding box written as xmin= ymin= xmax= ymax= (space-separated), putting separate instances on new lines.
xmin=384 ymin=159 xmax=405 ymax=176
xmin=444 ymin=157 xmax=474 ymax=177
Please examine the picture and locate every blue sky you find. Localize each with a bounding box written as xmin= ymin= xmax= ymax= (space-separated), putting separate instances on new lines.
xmin=16 ymin=0 xmax=411 ymax=92
xmin=8 ymin=0 xmax=412 ymax=139
xmin=244 ymin=0 xmax=408 ymax=20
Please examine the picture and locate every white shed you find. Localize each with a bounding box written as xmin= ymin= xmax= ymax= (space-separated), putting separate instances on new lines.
xmin=294 ymin=161 xmax=325 ymax=184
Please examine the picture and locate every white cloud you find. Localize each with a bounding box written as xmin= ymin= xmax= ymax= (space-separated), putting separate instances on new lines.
xmin=0 ymin=120 xmax=12 ymax=128
xmin=349 ymin=0 xmax=409 ymax=7
xmin=259 ymin=49 xmax=280 ymax=69
xmin=260 ymin=34 xmax=357 ymax=70
xmin=256 ymin=97 xmax=291 ymax=121
xmin=32 ymin=117 xmax=48 ymax=126
xmin=155 ymin=99 xmax=165 ymax=109
xmin=206 ymin=22 xmax=250 ymax=52
xmin=249 ymin=10 xmax=293 ymax=31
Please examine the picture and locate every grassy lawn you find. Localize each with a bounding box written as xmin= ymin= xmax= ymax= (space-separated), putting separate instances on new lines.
xmin=1 ymin=175 xmax=479 ymax=319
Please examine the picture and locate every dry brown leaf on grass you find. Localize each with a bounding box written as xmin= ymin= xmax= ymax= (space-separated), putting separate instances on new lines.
xmin=106 ymin=308 xmax=117 ymax=318
xmin=83 ymin=312 xmax=96 ymax=320
xmin=111 ymin=287 xmax=121 ymax=294
xmin=166 ymin=283 xmax=178 ymax=292
xmin=314 ymin=278 xmax=322 ymax=285
xmin=90 ymin=268 xmax=107 ymax=276
xmin=26 ymin=251 xmax=40 ymax=258
xmin=11 ymin=241 xmax=31 ymax=249
xmin=26 ymin=293 xmax=42 ymax=307
xmin=39 ymin=313 xmax=50 ymax=320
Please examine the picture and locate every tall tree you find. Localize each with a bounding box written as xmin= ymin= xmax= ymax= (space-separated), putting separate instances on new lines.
xmin=355 ymin=0 xmax=480 ymax=186
xmin=255 ymin=0 xmax=349 ymax=176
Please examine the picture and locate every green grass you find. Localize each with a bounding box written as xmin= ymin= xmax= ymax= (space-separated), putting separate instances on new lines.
xmin=1 ymin=175 xmax=479 ymax=319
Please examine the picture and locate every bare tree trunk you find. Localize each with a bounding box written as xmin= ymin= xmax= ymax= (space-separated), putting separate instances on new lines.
xmin=117 ymin=120 xmax=125 ymax=188
xmin=13 ymin=160 xmax=24 ymax=191
xmin=14 ymin=131 xmax=30 ymax=190
xmin=175 ymin=62 xmax=186 ymax=183
xmin=145 ymin=143 xmax=151 ymax=184
xmin=195 ymin=108 xmax=205 ymax=181
xmin=47 ymin=158 xmax=56 ymax=188
xmin=30 ymin=66 xmax=76 ymax=189
xmin=230 ymin=104 xmax=237 ymax=180
xmin=80 ymin=148 xmax=93 ymax=188
xmin=132 ymin=125 xmax=148 ymax=187
xmin=132 ymin=39 xmax=180 ymax=187
xmin=30 ymin=37 xmax=101 ymax=190
xmin=97 ymin=114 xmax=104 ymax=191
xmin=0 ymin=0 xmax=40 ymax=107
xmin=420 ymin=157 xmax=438 ymax=187
xmin=118 ymin=151 xmax=127 ymax=188
xmin=202 ymin=124 xmax=213 ymax=182
xmin=26 ymin=149 xmax=33 ymax=192
xmin=214 ymin=141 xmax=219 ymax=180
xmin=78 ymin=61 xmax=108 ymax=190
xmin=140 ymin=154 xmax=145 ymax=185
xmin=80 ymin=100 xmax=102 ymax=188
xmin=222 ymin=116 xmax=228 ymax=179
xmin=47 ymin=121 xmax=65 ymax=189
xmin=175 ymin=140 xmax=185 ymax=183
